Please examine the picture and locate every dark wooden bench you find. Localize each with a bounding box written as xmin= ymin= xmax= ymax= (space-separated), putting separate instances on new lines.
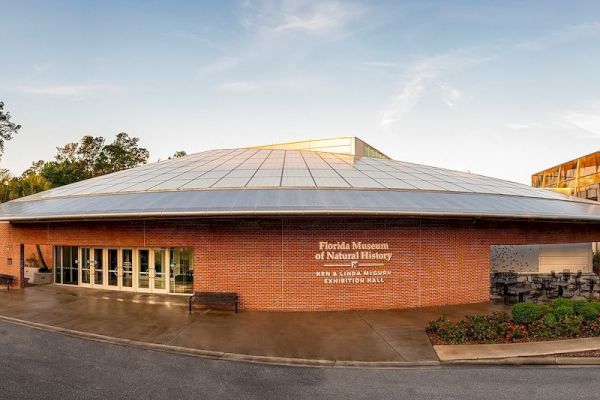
xmin=189 ymin=292 xmax=239 ymax=314
xmin=0 ymin=274 xmax=15 ymax=291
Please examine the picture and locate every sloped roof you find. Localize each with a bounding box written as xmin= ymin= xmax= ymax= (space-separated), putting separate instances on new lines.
xmin=1 ymin=143 xmax=599 ymax=222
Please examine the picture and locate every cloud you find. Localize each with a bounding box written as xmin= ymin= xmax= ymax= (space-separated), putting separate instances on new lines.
xmin=17 ymin=84 xmax=120 ymax=98
xmin=560 ymin=102 xmax=600 ymax=136
xmin=516 ymin=21 xmax=600 ymax=51
xmin=217 ymin=81 xmax=262 ymax=92
xmin=243 ymin=0 xmax=364 ymax=36
xmin=505 ymin=122 xmax=540 ymax=130
xmin=438 ymin=83 xmax=462 ymax=108
xmin=378 ymin=51 xmax=488 ymax=129
xmin=198 ymin=57 xmax=241 ymax=74
xmin=164 ymin=30 xmax=218 ymax=48
xmin=32 ymin=63 xmax=51 ymax=74
xmin=363 ymin=61 xmax=401 ymax=69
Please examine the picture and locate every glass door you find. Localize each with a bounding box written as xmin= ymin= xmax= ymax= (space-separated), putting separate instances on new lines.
xmin=93 ymin=248 xmax=104 ymax=287
xmin=107 ymin=249 xmax=119 ymax=289
xmin=64 ymin=246 xmax=78 ymax=285
xmin=151 ymin=249 xmax=168 ymax=294
xmin=137 ymin=249 xmax=150 ymax=292
xmin=122 ymin=249 xmax=133 ymax=288
xmin=54 ymin=246 xmax=79 ymax=285
xmin=80 ymin=248 xmax=91 ymax=286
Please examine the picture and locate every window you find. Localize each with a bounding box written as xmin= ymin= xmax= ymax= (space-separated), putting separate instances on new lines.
xmin=169 ymin=248 xmax=193 ymax=294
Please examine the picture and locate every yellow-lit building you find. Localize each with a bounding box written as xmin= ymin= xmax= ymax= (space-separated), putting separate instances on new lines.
xmin=532 ymin=151 xmax=600 ymax=200
xmin=252 ymin=137 xmax=390 ymax=160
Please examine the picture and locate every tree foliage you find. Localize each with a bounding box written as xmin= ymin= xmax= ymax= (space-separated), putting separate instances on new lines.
xmin=0 ymin=101 xmax=21 ymax=160
xmin=170 ymin=150 xmax=187 ymax=159
xmin=0 ymin=132 xmax=150 ymax=202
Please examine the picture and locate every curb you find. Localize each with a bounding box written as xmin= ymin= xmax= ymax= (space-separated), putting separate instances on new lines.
xmin=0 ymin=315 xmax=439 ymax=369
xmin=443 ymin=356 xmax=600 ymax=366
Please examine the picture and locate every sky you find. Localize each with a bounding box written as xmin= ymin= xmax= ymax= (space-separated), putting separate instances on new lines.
xmin=1 ymin=0 xmax=600 ymax=184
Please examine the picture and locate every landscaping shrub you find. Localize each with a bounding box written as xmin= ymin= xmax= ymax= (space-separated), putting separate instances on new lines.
xmin=427 ymin=317 xmax=468 ymax=344
xmin=426 ymin=312 xmax=510 ymax=344
xmin=550 ymin=298 xmax=575 ymax=320
xmin=504 ymin=323 xmax=528 ymax=341
xmin=528 ymin=319 xmax=555 ymax=339
xmin=584 ymin=317 xmax=600 ymax=337
xmin=463 ymin=313 xmax=510 ymax=342
xmin=555 ymin=315 xmax=584 ymax=337
xmin=511 ymin=302 xmax=545 ymax=324
xmin=574 ymin=301 xmax=600 ymax=320
xmin=427 ymin=299 xmax=600 ymax=344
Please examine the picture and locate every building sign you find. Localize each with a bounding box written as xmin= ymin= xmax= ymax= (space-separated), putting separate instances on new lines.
xmin=314 ymin=241 xmax=393 ymax=284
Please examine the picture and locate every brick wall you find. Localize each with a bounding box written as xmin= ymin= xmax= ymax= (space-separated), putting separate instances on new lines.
xmin=1 ymin=217 xmax=599 ymax=311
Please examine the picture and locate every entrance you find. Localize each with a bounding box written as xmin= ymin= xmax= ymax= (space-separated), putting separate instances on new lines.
xmin=136 ymin=249 xmax=169 ymax=293
xmin=53 ymin=245 xmax=192 ymax=295
xmin=79 ymin=247 xmax=106 ymax=288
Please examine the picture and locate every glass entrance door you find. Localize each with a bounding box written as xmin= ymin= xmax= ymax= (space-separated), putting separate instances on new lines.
xmin=93 ymin=248 xmax=104 ymax=287
xmin=137 ymin=249 xmax=150 ymax=291
xmin=122 ymin=249 xmax=133 ymax=288
xmin=80 ymin=248 xmax=91 ymax=286
xmin=108 ymin=249 xmax=119 ymax=288
xmin=151 ymin=249 xmax=168 ymax=294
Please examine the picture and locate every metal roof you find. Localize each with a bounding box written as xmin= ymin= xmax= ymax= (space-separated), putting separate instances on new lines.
xmin=2 ymin=147 xmax=600 ymax=221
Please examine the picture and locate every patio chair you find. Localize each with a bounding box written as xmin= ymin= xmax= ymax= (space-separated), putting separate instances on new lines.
xmin=562 ymin=270 xmax=571 ymax=282
xmin=527 ymin=287 xmax=544 ymax=303
xmin=503 ymin=287 xmax=518 ymax=304
xmin=550 ymin=270 xmax=558 ymax=281
xmin=531 ymin=274 xmax=542 ymax=289
xmin=562 ymin=283 xmax=577 ymax=298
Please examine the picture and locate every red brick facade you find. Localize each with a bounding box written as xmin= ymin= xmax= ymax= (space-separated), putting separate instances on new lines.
xmin=1 ymin=217 xmax=600 ymax=311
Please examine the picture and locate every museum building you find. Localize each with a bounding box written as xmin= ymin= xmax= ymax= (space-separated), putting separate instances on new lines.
xmin=2 ymin=137 xmax=600 ymax=311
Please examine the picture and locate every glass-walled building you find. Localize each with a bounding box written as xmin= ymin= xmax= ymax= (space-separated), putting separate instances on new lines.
xmin=532 ymin=151 xmax=600 ymax=200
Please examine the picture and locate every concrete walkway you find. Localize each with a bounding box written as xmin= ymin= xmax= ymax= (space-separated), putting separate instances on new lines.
xmin=0 ymin=285 xmax=503 ymax=364
xmin=435 ymin=337 xmax=600 ymax=361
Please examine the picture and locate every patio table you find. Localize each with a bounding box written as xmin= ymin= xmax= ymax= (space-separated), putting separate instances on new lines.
xmin=585 ymin=277 xmax=598 ymax=294
xmin=511 ymin=287 xmax=532 ymax=303
xmin=495 ymin=278 xmax=518 ymax=295
xmin=552 ymin=281 xmax=569 ymax=296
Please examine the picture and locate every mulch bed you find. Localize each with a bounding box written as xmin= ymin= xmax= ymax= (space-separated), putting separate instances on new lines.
xmin=557 ymin=350 xmax=600 ymax=357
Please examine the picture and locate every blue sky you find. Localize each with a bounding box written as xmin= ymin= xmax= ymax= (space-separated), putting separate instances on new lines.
xmin=1 ymin=0 xmax=600 ymax=183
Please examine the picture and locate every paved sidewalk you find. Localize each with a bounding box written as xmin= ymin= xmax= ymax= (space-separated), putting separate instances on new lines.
xmin=435 ymin=337 xmax=600 ymax=361
xmin=0 ymin=285 xmax=504 ymax=364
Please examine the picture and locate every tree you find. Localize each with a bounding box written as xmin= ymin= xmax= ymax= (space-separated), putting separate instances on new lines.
xmin=100 ymin=132 xmax=149 ymax=173
xmin=0 ymin=101 xmax=21 ymax=160
xmin=0 ymin=132 xmax=150 ymax=203
xmin=77 ymin=135 xmax=105 ymax=175
xmin=0 ymin=169 xmax=12 ymax=203
xmin=170 ymin=150 xmax=187 ymax=159
xmin=8 ymin=174 xmax=52 ymax=199
xmin=22 ymin=160 xmax=46 ymax=177
xmin=40 ymin=160 xmax=90 ymax=187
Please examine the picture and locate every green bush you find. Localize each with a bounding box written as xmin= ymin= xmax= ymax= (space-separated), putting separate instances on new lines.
xmin=528 ymin=319 xmax=555 ymax=339
xmin=574 ymin=301 xmax=600 ymax=320
xmin=552 ymin=297 xmax=574 ymax=308
xmin=584 ymin=317 xmax=600 ymax=336
xmin=426 ymin=313 xmax=510 ymax=344
xmin=512 ymin=302 xmax=545 ymax=324
xmin=427 ymin=301 xmax=600 ymax=344
xmin=551 ymin=298 xmax=575 ymax=320
xmin=463 ymin=313 xmax=510 ymax=342
xmin=556 ymin=315 xmax=584 ymax=337
xmin=543 ymin=313 xmax=557 ymax=325
xmin=427 ymin=317 xmax=468 ymax=344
